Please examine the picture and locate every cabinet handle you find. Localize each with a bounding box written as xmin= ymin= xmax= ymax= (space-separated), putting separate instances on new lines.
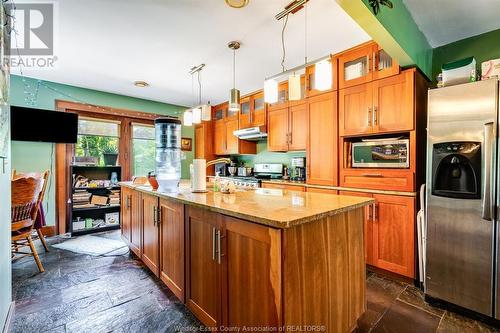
xmin=361 ymin=173 xmax=383 ymax=177
xmin=373 ymin=106 xmax=378 ymax=126
xmin=126 ymin=195 xmax=130 ymax=209
xmin=153 ymin=206 xmax=157 ymax=226
xmin=372 ymin=51 xmax=376 ymax=72
xmin=373 ymin=203 xmax=377 ymax=222
xmin=289 ymin=132 xmax=292 ymax=145
xmin=212 ymin=227 xmax=217 ymax=261
xmin=157 ymin=207 xmax=161 ymax=227
xmin=366 ymin=55 xmax=370 ymax=73
xmin=217 ymin=229 xmax=224 ymax=264
xmin=367 ymin=107 xmax=372 ymax=126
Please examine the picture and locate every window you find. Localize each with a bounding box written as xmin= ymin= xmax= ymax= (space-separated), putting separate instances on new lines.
xmin=132 ymin=123 xmax=155 ymax=176
xmin=75 ymin=118 xmax=120 ymax=166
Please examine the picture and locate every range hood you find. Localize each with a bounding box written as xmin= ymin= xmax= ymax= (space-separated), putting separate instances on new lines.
xmin=233 ymin=126 xmax=268 ymax=141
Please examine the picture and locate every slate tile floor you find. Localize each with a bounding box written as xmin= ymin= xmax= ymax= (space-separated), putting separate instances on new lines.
xmin=11 ymin=231 xmax=500 ymax=333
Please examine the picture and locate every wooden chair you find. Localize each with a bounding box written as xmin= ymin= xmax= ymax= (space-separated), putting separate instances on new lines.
xmin=12 ymin=169 xmax=50 ymax=252
xmin=11 ymin=175 xmax=45 ymax=272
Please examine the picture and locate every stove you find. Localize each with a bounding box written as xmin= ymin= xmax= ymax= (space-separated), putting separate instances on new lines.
xmin=218 ymin=176 xmax=261 ymax=189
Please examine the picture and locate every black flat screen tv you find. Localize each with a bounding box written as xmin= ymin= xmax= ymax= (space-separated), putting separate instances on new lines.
xmin=11 ymin=106 xmax=78 ymax=143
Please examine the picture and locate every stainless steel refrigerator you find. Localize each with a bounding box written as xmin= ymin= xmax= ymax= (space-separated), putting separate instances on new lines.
xmin=426 ymin=79 xmax=500 ymax=317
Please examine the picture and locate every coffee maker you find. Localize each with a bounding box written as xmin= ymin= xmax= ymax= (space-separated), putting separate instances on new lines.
xmin=290 ymin=157 xmax=306 ymax=181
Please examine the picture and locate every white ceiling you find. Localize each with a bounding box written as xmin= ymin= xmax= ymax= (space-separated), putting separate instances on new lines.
xmin=12 ymin=0 xmax=370 ymax=109
xmin=403 ymin=0 xmax=500 ymax=48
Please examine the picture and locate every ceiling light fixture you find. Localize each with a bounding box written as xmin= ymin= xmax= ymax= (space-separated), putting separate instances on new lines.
xmin=134 ymin=80 xmax=149 ymax=88
xmin=225 ymin=0 xmax=249 ymax=8
xmin=228 ymin=41 xmax=241 ymax=112
xmin=184 ymin=63 xmax=211 ymax=125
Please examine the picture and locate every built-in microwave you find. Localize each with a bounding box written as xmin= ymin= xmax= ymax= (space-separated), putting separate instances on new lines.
xmin=352 ymin=138 xmax=409 ymax=168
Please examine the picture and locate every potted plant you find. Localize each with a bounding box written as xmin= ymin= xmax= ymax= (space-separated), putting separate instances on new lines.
xmin=102 ymin=144 xmax=118 ymax=166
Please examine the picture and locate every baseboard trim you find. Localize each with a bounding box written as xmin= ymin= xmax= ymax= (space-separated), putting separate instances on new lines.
xmin=2 ymin=301 xmax=15 ymax=333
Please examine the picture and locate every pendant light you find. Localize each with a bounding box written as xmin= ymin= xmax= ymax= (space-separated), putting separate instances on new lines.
xmin=289 ymin=0 xmax=308 ymax=101
xmin=264 ymin=79 xmax=278 ymax=104
xmin=228 ymin=41 xmax=241 ymax=112
xmin=315 ymin=58 xmax=332 ymax=91
xmin=183 ymin=109 xmax=193 ymax=126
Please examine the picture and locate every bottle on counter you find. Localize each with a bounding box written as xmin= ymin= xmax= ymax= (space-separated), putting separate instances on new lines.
xmin=213 ymin=172 xmax=221 ymax=192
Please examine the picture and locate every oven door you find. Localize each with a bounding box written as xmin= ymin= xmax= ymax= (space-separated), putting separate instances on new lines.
xmin=352 ymin=140 xmax=409 ymax=168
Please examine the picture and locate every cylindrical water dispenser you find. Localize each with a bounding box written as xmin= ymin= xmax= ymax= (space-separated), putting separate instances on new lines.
xmin=155 ymin=118 xmax=182 ymax=192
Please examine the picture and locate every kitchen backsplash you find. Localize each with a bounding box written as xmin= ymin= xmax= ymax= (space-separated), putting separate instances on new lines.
xmin=234 ymin=141 xmax=305 ymax=166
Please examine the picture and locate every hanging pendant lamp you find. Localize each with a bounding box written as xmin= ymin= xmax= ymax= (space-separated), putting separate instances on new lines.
xmin=228 ymin=41 xmax=241 ymax=112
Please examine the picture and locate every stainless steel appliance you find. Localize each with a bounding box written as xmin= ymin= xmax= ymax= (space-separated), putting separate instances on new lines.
xmin=352 ymin=138 xmax=409 ymax=168
xmin=233 ymin=126 xmax=268 ymax=140
xmin=254 ymin=163 xmax=283 ymax=179
xmin=425 ymin=79 xmax=500 ymax=317
xmin=290 ymin=157 xmax=306 ymax=181
xmin=214 ymin=162 xmax=228 ymax=176
xmin=237 ymin=166 xmax=253 ymax=177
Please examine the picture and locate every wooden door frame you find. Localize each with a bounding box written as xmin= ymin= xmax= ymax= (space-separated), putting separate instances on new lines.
xmin=54 ymin=99 xmax=169 ymax=235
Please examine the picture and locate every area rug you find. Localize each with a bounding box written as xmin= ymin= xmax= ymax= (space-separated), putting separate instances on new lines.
xmin=52 ymin=234 xmax=129 ymax=256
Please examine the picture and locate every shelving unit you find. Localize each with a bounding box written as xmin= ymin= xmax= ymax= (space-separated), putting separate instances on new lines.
xmin=70 ymin=165 xmax=122 ymax=236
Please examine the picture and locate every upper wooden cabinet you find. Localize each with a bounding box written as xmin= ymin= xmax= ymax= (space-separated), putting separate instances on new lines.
xmin=307 ymin=92 xmax=338 ymax=186
xmin=239 ymin=91 xmax=266 ymax=129
xmin=141 ymin=193 xmax=160 ymax=276
xmin=338 ymin=42 xmax=399 ymax=90
xmin=339 ymin=69 xmax=415 ymax=136
xmin=213 ymin=102 xmax=256 ymax=156
xmin=267 ymin=101 xmax=307 ymax=152
xmin=305 ymin=55 xmax=337 ymax=97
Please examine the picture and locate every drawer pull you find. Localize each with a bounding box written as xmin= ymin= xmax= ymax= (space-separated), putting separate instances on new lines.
xmin=361 ymin=173 xmax=383 ymax=178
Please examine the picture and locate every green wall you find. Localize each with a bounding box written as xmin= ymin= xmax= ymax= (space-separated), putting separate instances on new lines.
xmin=432 ymin=28 xmax=500 ymax=81
xmin=11 ymin=75 xmax=192 ymax=228
xmin=360 ymin=0 xmax=432 ymax=78
xmin=237 ymin=142 xmax=305 ymax=167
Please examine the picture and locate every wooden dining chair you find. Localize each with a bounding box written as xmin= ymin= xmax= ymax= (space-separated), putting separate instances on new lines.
xmin=11 ymin=175 xmax=45 ymax=272
xmin=12 ymin=169 xmax=50 ymax=252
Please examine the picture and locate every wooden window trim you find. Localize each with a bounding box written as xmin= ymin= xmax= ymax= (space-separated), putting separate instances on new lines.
xmin=54 ymin=100 xmax=167 ymax=235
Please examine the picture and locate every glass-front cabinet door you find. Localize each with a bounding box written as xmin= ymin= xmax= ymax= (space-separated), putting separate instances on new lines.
xmin=238 ymin=96 xmax=252 ymax=129
xmin=373 ymin=46 xmax=399 ymax=80
xmin=252 ymin=92 xmax=266 ymax=127
xmin=339 ymin=43 xmax=373 ymax=89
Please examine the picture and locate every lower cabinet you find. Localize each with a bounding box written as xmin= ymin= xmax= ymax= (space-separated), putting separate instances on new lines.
xmin=121 ymin=187 xmax=142 ymax=257
xmin=307 ymin=187 xmax=338 ymax=194
xmin=186 ymin=207 xmax=222 ymax=327
xmin=340 ymin=191 xmax=415 ymax=278
xmin=159 ymin=198 xmax=185 ymax=302
xmin=185 ymin=206 xmax=282 ymax=328
xmin=141 ymin=193 xmax=160 ymax=276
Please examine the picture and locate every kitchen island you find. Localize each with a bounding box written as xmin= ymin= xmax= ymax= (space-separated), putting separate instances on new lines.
xmin=120 ymin=181 xmax=373 ymax=332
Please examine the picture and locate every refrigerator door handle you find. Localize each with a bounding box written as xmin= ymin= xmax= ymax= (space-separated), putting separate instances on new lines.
xmin=482 ymin=122 xmax=495 ymax=221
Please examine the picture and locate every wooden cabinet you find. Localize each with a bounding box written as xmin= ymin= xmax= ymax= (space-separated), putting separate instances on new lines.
xmin=338 ymin=191 xmax=415 ymax=278
xmin=372 ymin=194 xmax=415 ymax=278
xmin=305 ymin=56 xmax=337 ymax=97
xmin=288 ymin=103 xmax=308 ymax=151
xmin=141 ymin=193 xmax=160 ymax=276
xmin=221 ymin=215 xmax=282 ymax=328
xmin=213 ymin=102 xmax=256 ymax=156
xmin=121 ymin=187 xmax=142 ymax=257
xmin=372 ymin=70 xmax=414 ymax=133
xmin=159 ymin=198 xmax=185 ymax=302
xmin=261 ymin=182 xmax=305 ymax=192
xmin=186 ymin=206 xmax=221 ymax=328
xmin=339 ymin=42 xmax=399 ymax=89
xmin=339 ymin=190 xmax=374 ymax=265
xmin=339 ymin=83 xmax=373 ymax=136
xmin=186 ymin=206 xmax=283 ymax=328
xmin=307 ymin=92 xmax=338 ymax=186
xmin=214 ymin=120 xmax=226 ymax=155
xmin=267 ymin=104 xmax=289 ymax=152
xmin=307 ymin=187 xmax=338 ymax=194
xmin=195 ymin=122 xmax=216 ymax=175
xmin=239 ymin=92 xmax=266 ymax=129
xmin=267 ymin=101 xmax=307 ymax=152
xmin=121 ymin=187 xmax=132 ymax=245
xmin=339 ymin=70 xmax=414 ymax=136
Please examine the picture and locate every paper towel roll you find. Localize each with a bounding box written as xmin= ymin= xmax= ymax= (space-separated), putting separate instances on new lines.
xmin=191 ymin=159 xmax=207 ymax=192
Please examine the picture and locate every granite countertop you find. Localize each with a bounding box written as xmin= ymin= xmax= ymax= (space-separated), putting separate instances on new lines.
xmin=120 ymin=181 xmax=373 ymax=229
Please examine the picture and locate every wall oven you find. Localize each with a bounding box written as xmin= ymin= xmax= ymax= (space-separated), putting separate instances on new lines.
xmin=352 ymin=138 xmax=409 ymax=168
